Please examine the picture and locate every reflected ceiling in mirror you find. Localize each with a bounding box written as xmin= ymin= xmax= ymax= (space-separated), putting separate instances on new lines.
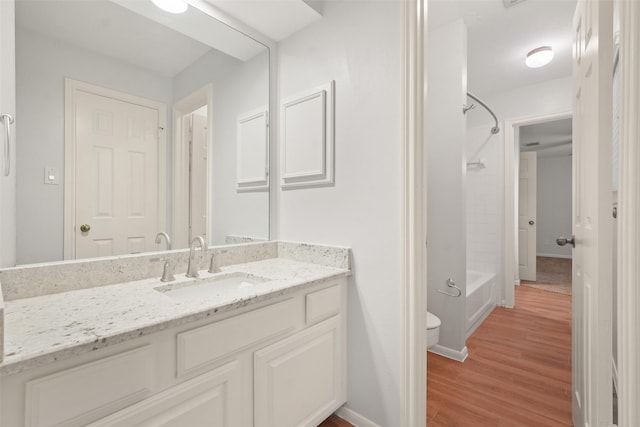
xmin=15 ymin=0 xmax=270 ymax=265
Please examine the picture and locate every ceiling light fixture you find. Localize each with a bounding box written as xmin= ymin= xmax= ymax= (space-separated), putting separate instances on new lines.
xmin=526 ymin=46 xmax=553 ymax=68
xmin=151 ymin=0 xmax=188 ymax=14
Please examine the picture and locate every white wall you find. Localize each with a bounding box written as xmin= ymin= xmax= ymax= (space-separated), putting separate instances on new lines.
xmin=276 ymin=2 xmax=402 ymax=425
xmin=173 ymin=50 xmax=269 ymax=246
xmin=426 ymin=20 xmax=468 ymax=356
xmin=466 ymin=126 xmax=502 ymax=276
xmin=467 ymin=77 xmax=574 ymax=129
xmin=15 ymin=27 xmax=173 ymax=265
xmin=465 ymin=76 xmax=573 ymax=302
xmin=536 ymin=154 xmax=572 ymax=257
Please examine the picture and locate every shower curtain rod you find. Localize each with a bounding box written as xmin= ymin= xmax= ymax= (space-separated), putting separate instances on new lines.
xmin=466 ymin=92 xmax=500 ymax=134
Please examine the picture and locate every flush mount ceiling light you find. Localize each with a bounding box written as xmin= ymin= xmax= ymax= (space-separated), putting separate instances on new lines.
xmin=151 ymin=0 xmax=188 ymax=14
xmin=526 ymin=46 xmax=553 ymax=68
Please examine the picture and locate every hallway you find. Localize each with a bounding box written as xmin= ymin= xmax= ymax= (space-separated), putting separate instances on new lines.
xmin=427 ymin=286 xmax=572 ymax=426
xmin=522 ymin=256 xmax=572 ymax=295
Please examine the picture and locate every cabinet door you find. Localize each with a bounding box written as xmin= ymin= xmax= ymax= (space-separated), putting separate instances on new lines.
xmin=89 ymin=360 xmax=243 ymax=427
xmin=254 ymin=316 xmax=345 ymax=427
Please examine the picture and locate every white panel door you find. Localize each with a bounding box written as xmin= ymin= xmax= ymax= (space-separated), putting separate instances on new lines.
xmin=0 ymin=0 xmax=16 ymax=267
xmin=519 ymin=152 xmax=537 ymax=281
xmin=74 ymin=90 xmax=159 ymax=259
xmin=572 ymin=0 xmax=613 ymax=425
xmin=189 ymin=113 xmax=207 ymax=242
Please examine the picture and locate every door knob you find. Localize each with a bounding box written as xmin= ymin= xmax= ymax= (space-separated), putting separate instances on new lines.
xmin=529 ymin=220 xmax=535 ymax=225
xmin=556 ymin=236 xmax=575 ymax=248
xmin=79 ymin=224 xmax=91 ymax=233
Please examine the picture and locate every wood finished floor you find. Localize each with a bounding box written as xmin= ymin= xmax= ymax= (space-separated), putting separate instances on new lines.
xmin=318 ymin=415 xmax=353 ymax=427
xmin=319 ymin=285 xmax=572 ymax=427
xmin=428 ymin=285 xmax=572 ymax=426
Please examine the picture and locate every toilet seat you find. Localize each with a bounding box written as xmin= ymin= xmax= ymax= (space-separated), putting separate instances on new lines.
xmin=427 ymin=312 xmax=441 ymax=329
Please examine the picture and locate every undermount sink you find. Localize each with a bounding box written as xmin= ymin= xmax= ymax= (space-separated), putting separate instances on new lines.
xmin=154 ymin=272 xmax=270 ymax=300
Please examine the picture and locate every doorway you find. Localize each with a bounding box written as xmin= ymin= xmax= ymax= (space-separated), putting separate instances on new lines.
xmin=517 ymin=117 xmax=573 ymax=295
xmin=504 ymin=111 xmax=573 ymax=306
xmin=187 ymin=106 xmax=208 ymax=243
xmin=172 ymin=85 xmax=213 ymax=249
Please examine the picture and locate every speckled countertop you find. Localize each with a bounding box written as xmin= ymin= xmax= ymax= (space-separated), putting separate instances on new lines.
xmin=0 ymin=257 xmax=349 ymax=376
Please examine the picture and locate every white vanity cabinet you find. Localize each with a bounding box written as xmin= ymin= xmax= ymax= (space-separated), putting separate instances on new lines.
xmin=0 ymin=278 xmax=346 ymax=427
xmin=254 ymin=316 xmax=344 ymax=427
xmin=88 ymin=360 xmax=244 ymax=427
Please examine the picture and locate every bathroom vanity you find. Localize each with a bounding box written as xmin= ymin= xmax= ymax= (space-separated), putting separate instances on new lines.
xmin=0 ymin=241 xmax=349 ymax=427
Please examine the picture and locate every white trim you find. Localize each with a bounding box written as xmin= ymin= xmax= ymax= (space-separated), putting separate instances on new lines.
xmin=172 ymin=84 xmax=213 ymax=248
xmin=503 ymin=110 xmax=572 ymax=308
xmin=0 ymin=0 xmax=16 ymax=268
xmin=617 ymin=1 xmax=640 ymax=424
xmin=236 ymin=107 xmax=269 ymax=191
xmin=63 ymin=78 xmax=167 ymax=260
xmin=428 ymin=345 xmax=469 ymax=363
xmin=335 ymin=406 xmax=381 ymax=427
xmin=401 ymin=0 xmax=426 ymax=426
xmin=536 ymin=253 xmax=573 ymax=259
xmin=280 ymin=81 xmax=334 ymax=189
xmin=612 ymin=357 xmax=619 ymax=397
xmin=268 ymin=45 xmax=278 ymax=241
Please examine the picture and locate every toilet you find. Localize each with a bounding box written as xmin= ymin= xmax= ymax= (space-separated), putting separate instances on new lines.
xmin=426 ymin=311 xmax=441 ymax=349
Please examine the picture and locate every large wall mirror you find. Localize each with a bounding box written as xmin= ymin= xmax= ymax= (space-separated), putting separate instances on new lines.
xmin=15 ymin=0 xmax=270 ymax=265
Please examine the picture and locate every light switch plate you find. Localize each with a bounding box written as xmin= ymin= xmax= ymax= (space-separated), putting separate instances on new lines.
xmin=44 ymin=167 xmax=59 ymax=185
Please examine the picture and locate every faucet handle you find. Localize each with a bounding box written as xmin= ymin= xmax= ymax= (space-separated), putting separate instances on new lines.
xmin=150 ymin=257 xmax=176 ymax=282
xmin=161 ymin=261 xmax=176 ymax=282
xmin=208 ymin=253 xmax=220 ymax=274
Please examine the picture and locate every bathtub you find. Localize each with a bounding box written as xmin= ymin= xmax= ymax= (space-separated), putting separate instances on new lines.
xmin=466 ymin=270 xmax=496 ymax=338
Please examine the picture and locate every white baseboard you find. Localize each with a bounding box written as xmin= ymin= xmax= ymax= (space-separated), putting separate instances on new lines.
xmin=335 ymin=406 xmax=381 ymax=427
xmin=428 ymin=344 xmax=468 ymax=362
xmin=536 ymin=253 xmax=572 ymax=259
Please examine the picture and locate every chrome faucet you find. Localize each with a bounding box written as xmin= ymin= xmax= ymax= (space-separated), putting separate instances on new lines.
xmin=186 ymin=236 xmax=206 ymax=278
xmin=155 ymin=232 xmax=171 ymax=250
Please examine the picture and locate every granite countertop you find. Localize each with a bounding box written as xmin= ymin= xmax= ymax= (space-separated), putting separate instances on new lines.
xmin=0 ymin=258 xmax=349 ymax=376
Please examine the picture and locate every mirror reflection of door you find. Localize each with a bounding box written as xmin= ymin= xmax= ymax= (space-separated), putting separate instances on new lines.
xmin=69 ymin=80 xmax=166 ymax=259
xmin=172 ymin=85 xmax=212 ymax=249
xmin=187 ymin=107 xmax=208 ymax=243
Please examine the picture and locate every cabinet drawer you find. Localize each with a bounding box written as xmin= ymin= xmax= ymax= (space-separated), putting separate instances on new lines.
xmin=177 ymin=298 xmax=300 ymax=377
xmin=306 ymin=284 xmax=341 ymax=325
xmin=89 ymin=361 xmax=242 ymax=427
xmin=25 ymin=346 xmax=154 ymax=427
